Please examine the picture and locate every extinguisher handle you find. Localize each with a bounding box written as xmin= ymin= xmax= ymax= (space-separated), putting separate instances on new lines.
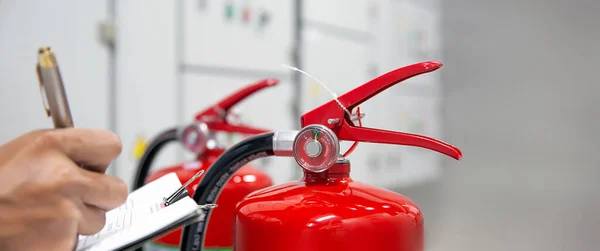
xmin=193 ymin=78 xmax=279 ymax=134
xmin=337 ymin=122 xmax=462 ymax=159
xmin=300 ymin=61 xmax=462 ymax=160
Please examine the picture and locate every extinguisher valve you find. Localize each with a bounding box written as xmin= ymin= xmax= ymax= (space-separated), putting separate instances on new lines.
xmin=274 ymin=62 xmax=462 ymax=174
xmin=298 ymin=61 xmax=462 ymax=162
xmin=179 ymin=78 xmax=280 ymax=155
xmin=272 ymin=130 xmax=298 ymax=157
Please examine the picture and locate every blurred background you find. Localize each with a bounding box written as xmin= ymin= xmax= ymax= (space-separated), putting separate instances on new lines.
xmin=1 ymin=0 xmax=599 ymax=250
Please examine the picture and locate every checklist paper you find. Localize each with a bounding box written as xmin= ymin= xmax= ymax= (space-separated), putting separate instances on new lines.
xmin=76 ymin=173 xmax=202 ymax=251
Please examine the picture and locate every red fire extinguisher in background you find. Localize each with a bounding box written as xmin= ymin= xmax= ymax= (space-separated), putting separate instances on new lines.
xmin=132 ymin=79 xmax=279 ymax=251
xmin=179 ymin=61 xmax=462 ymax=251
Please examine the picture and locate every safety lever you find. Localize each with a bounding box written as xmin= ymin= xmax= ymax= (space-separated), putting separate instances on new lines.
xmin=300 ymin=61 xmax=462 ymax=160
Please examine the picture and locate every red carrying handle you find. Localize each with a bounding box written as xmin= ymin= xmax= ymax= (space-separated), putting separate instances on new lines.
xmin=300 ymin=61 xmax=462 ymax=160
xmin=194 ymin=78 xmax=279 ymax=135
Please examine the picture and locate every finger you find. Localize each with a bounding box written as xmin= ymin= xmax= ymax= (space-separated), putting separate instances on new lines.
xmin=33 ymin=128 xmax=122 ymax=173
xmin=78 ymin=169 xmax=129 ymax=211
xmin=0 ymin=129 xmax=50 ymax=167
xmin=77 ymin=203 xmax=107 ymax=235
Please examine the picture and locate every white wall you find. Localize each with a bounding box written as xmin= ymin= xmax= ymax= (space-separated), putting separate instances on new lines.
xmin=0 ymin=1 xmax=109 ymax=145
xmin=432 ymin=0 xmax=600 ymax=250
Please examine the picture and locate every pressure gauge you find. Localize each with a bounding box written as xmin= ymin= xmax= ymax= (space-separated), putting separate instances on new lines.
xmin=179 ymin=122 xmax=209 ymax=154
xmin=293 ymin=124 xmax=339 ymax=173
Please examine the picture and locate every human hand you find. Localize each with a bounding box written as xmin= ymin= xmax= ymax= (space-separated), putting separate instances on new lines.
xmin=0 ymin=128 xmax=128 ymax=251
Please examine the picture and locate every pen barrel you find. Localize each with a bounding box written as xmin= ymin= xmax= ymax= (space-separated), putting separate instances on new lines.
xmin=39 ymin=66 xmax=74 ymax=128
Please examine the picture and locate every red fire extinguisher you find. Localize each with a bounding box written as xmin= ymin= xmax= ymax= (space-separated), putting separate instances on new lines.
xmin=132 ymin=79 xmax=279 ymax=251
xmin=179 ymin=61 xmax=462 ymax=251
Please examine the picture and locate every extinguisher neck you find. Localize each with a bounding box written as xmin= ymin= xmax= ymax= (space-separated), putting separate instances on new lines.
xmin=302 ymin=161 xmax=352 ymax=184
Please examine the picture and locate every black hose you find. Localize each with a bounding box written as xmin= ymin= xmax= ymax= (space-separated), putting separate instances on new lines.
xmin=132 ymin=128 xmax=179 ymax=190
xmin=132 ymin=128 xmax=179 ymax=251
xmin=180 ymin=132 xmax=275 ymax=251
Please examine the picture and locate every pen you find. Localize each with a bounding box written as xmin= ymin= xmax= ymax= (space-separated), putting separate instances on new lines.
xmin=36 ymin=47 xmax=74 ymax=128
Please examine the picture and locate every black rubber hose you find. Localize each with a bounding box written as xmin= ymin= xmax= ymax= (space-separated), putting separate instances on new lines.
xmin=180 ymin=132 xmax=275 ymax=251
xmin=132 ymin=128 xmax=179 ymax=190
xmin=132 ymin=128 xmax=179 ymax=251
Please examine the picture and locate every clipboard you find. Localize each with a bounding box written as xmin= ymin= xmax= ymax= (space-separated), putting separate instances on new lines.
xmin=76 ymin=173 xmax=215 ymax=251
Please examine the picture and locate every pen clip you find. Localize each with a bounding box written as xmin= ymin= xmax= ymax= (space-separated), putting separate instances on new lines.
xmin=36 ymin=63 xmax=51 ymax=117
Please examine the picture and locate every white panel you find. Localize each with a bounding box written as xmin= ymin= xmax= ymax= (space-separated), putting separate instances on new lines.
xmin=183 ymin=0 xmax=293 ymax=71
xmin=301 ymin=30 xmax=371 ymax=111
xmin=115 ymin=0 xmax=179 ymax=188
xmin=369 ymin=0 xmax=445 ymax=187
xmin=304 ymin=0 xmax=374 ymax=32
xmin=369 ymin=94 xmax=443 ymax=188
xmin=382 ymin=0 xmax=443 ymax=96
xmin=183 ymin=74 xmax=296 ymax=185
xmin=0 ymin=0 xmax=108 ymax=142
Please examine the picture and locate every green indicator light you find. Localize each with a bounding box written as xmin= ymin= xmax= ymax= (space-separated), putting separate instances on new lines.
xmin=225 ymin=4 xmax=234 ymax=20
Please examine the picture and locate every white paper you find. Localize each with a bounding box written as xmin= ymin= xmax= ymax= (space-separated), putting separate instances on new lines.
xmin=76 ymin=173 xmax=201 ymax=251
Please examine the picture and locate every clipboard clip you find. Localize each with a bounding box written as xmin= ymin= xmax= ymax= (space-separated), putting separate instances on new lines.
xmin=162 ymin=170 xmax=206 ymax=207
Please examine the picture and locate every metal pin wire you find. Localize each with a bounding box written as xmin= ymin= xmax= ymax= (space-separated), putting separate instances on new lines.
xmin=281 ymin=64 xmax=353 ymax=118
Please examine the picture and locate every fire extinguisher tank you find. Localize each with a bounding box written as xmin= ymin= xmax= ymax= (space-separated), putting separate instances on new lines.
xmin=235 ymin=162 xmax=423 ymax=251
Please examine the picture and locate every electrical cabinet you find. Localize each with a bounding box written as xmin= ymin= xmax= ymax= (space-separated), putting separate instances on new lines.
xmin=183 ymin=0 xmax=293 ymax=72
xmin=304 ymin=0 xmax=374 ymax=32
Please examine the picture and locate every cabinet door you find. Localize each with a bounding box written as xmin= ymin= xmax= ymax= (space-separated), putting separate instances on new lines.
xmin=304 ymin=0 xmax=375 ymax=33
xmin=183 ymin=0 xmax=293 ymax=72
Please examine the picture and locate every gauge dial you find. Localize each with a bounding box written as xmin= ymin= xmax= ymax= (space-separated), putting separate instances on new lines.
xmin=293 ymin=124 xmax=339 ymax=173
xmin=180 ymin=122 xmax=209 ymax=154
